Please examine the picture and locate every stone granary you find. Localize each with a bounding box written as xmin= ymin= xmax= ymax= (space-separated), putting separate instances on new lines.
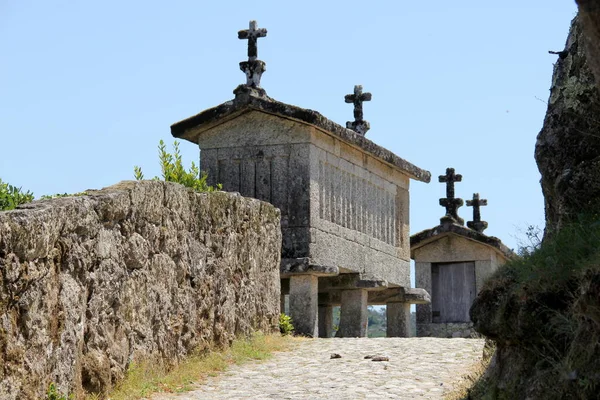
xmin=171 ymin=21 xmax=431 ymax=337
xmin=411 ymin=168 xmax=514 ymax=338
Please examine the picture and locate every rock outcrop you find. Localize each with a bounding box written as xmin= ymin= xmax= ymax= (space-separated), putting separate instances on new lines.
xmin=0 ymin=181 xmax=281 ymax=399
xmin=576 ymin=0 xmax=600 ymax=88
xmin=535 ymin=16 xmax=600 ymax=236
xmin=470 ymin=14 xmax=600 ymax=399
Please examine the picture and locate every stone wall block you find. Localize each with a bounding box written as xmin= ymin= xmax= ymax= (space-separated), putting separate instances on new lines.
xmin=0 ymin=180 xmax=281 ymax=399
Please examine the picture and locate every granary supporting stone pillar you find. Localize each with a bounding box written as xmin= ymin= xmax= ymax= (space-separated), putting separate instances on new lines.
xmin=318 ymin=293 xmax=334 ymax=338
xmin=318 ymin=305 xmax=333 ymax=338
xmin=386 ymin=301 xmax=411 ymax=337
xmin=280 ymin=278 xmax=289 ymax=315
xmin=289 ymin=275 xmax=319 ymax=337
xmin=338 ymin=289 xmax=368 ymax=337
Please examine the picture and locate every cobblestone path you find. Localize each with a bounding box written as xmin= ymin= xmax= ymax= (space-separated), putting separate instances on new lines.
xmin=152 ymin=338 xmax=484 ymax=400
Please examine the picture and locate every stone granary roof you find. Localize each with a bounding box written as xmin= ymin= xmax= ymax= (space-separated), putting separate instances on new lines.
xmin=170 ymin=86 xmax=431 ymax=183
xmin=410 ymin=222 xmax=516 ymax=260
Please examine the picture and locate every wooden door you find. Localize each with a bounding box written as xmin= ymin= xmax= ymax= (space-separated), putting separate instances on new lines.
xmin=431 ymin=262 xmax=476 ymax=323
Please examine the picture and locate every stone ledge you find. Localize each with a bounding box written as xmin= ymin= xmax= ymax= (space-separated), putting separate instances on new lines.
xmin=280 ymin=258 xmax=339 ymax=277
xmin=321 ymin=287 xmax=431 ymax=305
xmin=318 ymin=274 xmax=388 ymax=291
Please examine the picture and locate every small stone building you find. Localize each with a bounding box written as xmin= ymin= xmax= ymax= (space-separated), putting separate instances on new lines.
xmin=170 ymin=21 xmax=431 ymax=337
xmin=411 ymin=168 xmax=514 ymax=338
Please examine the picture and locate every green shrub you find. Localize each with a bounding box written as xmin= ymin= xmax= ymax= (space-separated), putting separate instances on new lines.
xmin=46 ymin=383 xmax=71 ymax=400
xmin=492 ymin=214 xmax=600 ymax=294
xmin=0 ymin=178 xmax=34 ymax=211
xmin=279 ymin=313 xmax=294 ymax=336
xmin=475 ymin=214 xmax=600 ymax=399
xmin=134 ymin=140 xmax=221 ymax=192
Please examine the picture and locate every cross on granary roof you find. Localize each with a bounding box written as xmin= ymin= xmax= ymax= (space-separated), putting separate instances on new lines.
xmin=467 ymin=193 xmax=488 ymax=233
xmin=345 ymin=85 xmax=372 ymax=136
xmin=236 ymin=20 xmax=268 ymax=90
xmin=238 ymin=20 xmax=267 ymax=61
xmin=439 ymin=167 xmax=464 ymax=225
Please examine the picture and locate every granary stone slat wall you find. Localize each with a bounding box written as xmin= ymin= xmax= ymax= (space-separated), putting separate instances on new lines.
xmin=308 ymin=130 xmax=411 ymax=286
xmin=318 ymin=160 xmax=397 ymax=246
xmin=0 ymin=180 xmax=281 ymax=399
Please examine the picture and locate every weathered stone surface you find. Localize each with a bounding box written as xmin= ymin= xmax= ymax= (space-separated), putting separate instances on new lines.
xmin=535 ymin=16 xmax=600 ymax=235
xmin=289 ymin=275 xmax=318 ymax=337
xmin=337 ymin=289 xmax=368 ymax=338
xmin=576 ymin=1 xmax=600 ymax=88
xmin=417 ymin=322 xmax=476 ymax=339
xmin=386 ymin=302 xmax=411 ymax=337
xmin=0 ymin=181 xmax=281 ymax=399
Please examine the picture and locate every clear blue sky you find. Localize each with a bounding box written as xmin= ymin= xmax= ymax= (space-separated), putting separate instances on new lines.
xmin=1 ymin=1 xmax=578 ymax=253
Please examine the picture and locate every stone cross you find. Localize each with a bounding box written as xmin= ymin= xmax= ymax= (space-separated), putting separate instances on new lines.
xmin=238 ymin=20 xmax=267 ymax=61
xmin=237 ymin=20 xmax=268 ymax=89
xmin=439 ymin=168 xmax=464 ymax=225
xmin=345 ymin=85 xmax=372 ymax=136
xmin=467 ymin=193 xmax=488 ymax=233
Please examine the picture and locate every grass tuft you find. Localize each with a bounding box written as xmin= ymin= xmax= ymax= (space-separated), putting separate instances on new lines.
xmin=101 ymin=333 xmax=297 ymax=400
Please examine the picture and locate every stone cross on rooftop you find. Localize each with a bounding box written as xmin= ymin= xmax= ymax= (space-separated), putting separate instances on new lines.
xmin=345 ymin=85 xmax=372 ymax=136
xmin=238 ymin=20 xmax=267 ymax=61
xmin=439 ymin=168 xmax=464 ymax=225
xmin=466 ymin=193 xmax=488 ymax=233
xmin=236 ymin=20 xmax=268 ymax=91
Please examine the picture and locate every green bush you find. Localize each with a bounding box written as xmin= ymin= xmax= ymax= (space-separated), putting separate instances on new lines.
xmin=279 ymin=313 xmax=294 ymax=336
xmin=473 ymin=214 xmax=600 ymax=399
xmin=493 ymin=214 xmax=600 ymax=294
xmin=134 ymin=140 xmax=221 ymax=192
xmin=46 ymin=383 xmax=71 ymax=400
xmin=0 ymin=178 xmax=34 ymax=211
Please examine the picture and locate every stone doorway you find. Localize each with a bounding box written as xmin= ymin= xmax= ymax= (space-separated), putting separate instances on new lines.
xmin=431 ymin=262 xmax=476 ymax=323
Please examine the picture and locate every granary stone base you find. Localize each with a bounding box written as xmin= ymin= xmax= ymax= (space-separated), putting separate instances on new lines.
xmin=417 ymin=322 xmax=478 ymax=338
xmin=318 ymin=305 xmax=334 ymax=338
xmin=337 ymin=289 xmax=369 ymax=337
xmin=289 ymin=275 xmax=319 ymax=337
xmin=387 ymin=302 xmax=412 ymax=337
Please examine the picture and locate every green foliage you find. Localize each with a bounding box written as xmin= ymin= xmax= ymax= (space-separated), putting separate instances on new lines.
xmin=46 ymin=383 xmax=71 ymax=400
xmin=0 ymin=178 xmax=34 ymax=211
xmin=476 ymin=214 xmax=600 ymax=399
xmin=134 ymin=140 xmax=221 ymax=192
xmin=367 ymin=306 xmax=386 ymax=338
xmin=516 ymin=224 xmax=543 ymax=257
xmin=495 ymin=215 xmax=600 ymax=293
xmin=279 ymin=313 xmax=294 ymax=336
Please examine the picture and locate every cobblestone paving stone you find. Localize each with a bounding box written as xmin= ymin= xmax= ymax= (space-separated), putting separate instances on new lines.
xmin=152 ymin=338 xmax=484 ymax=400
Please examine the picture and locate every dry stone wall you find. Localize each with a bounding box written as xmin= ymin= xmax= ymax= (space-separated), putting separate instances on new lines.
xmin=0 ymin=181 xmax=281 ymax=399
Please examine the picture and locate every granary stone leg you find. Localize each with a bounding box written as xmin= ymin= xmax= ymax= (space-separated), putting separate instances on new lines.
xmin=289 ymin=275 xmax=318 ymax=337
xmin=318 ymin=305 xmax=333 ymax=338
xmin=338 ymin=289 xmax=368 ymax=337
xmin=386 ymin=301 xmax=411 ymax=337
xmin=280 ymin=294 xmax=286 ymax=315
